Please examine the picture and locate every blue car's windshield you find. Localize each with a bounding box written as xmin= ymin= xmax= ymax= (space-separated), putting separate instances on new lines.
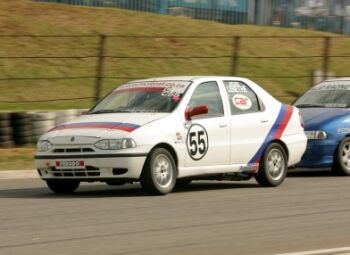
xmin=90 ymin=81 xmax=191 ymax=114
xmin=294 ymin=82 xmax=350 ymax=108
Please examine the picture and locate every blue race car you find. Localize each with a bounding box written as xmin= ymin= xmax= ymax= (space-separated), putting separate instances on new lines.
xmin=294 ymin=78 xmax=350 ymax=175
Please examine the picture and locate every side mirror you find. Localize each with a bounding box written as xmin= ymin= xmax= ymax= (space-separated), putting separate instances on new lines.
xmin=185 ymin=105 xmax=209 ymax=120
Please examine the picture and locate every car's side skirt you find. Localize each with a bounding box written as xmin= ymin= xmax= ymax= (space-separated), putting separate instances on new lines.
xmin=178 ymin=163 xmax=259 ymax=178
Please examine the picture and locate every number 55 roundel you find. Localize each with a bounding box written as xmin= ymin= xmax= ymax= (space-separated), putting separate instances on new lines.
xmin=186 ymin=124 xmax=209 ymax=161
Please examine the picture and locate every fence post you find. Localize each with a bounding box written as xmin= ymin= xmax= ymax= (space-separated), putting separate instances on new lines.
xmin=95 ymin=34 xmax=106 ymax=102
xmin=232 ymin=36 xmax=241 ymax=76
xmin=322 ymin=36 xmax=330 ymax=81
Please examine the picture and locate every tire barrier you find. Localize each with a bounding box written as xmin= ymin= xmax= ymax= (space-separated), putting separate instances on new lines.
xmin=30 ymin=112 xmax=57 ymax=143
xmin=0 ymin=109 xmax=86 ymax=148
xmin=0 ymin=113 xmax=14 ymax=148
xmin=10 ymin=112 xmax=33 ymax=146
xmin=55 ymin=109 xmax=79 ymax=126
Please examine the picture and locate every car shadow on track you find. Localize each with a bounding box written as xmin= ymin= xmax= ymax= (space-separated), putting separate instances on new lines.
xmin=287 ymin=168 xmax=337 ymax=178
xmin=174 ymin=181 xmax=260 ymax=193
xmin=0 ymin=181 xmax=260 ymax=199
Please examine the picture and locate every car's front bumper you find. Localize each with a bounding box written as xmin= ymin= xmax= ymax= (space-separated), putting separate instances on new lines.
xmin=35 ymin=153 xmax=147 ymax=181
xmin=296 ymin=138 xmax=339 ymax=168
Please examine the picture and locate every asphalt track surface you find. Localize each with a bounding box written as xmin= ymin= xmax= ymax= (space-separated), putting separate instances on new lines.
xmin=1 ymin=169 xmax=350 ymax=255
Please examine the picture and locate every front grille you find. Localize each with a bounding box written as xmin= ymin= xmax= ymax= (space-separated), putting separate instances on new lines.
xmin=53 ymin=148 xmax=95 ymax=153
xmin=51 ymin=166 xmax=100 ymax=177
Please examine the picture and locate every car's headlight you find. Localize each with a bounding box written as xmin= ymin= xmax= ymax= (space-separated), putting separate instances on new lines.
xmin=37 ymin=140 xmax=52 ymax=152
xmin=94 ymin=138 xmax=136 ymax=150
xmin=304 ymin=130 xmax=327 ymax=140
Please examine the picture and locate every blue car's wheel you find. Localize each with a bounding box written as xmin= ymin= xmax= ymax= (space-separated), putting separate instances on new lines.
xmin=332 ymin=137 xmax=350 ymax=176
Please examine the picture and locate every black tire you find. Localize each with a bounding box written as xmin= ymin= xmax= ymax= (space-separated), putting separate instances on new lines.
xmin=31 ymin=112 xmax=56 ymax=121
xmin=11 ymin=118 xmax=31 ymax=126
xmin=255 ymin=143 xmax=287 ymax=187
xmin=13 ymin=136 xmax=34 ymax=145
xmin=0 ymin=141 xmax=14 ymax=148
xmin=0 ymin=135 xmax=12 ymax=143
xmin=176 ymin=178 xmax=192 ymax=186
xmin=10 ymin=112 xmax=29 ymax=120
xmin=46 ymin=180 xmax=80 ymax=194
xmin=0 ymin=113 xmax=11 ymax=121
xmin=0 ymin=119 xmax=11 ymax=128
xmin=12 ymin=129 xmax=33 ymax=138
xmin=140 ymin=148 xmax=177 ymax=195
xmin=332 ymin=137 xmax=350 ymax=176
xmin=0 ymin=126 xmax=12 ymax=136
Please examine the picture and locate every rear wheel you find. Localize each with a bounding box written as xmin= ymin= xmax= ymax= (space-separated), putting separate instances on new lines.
xmin=255 ymin=143 xmax=287 ymax=187
xmin=332 ymin=137 xmax=350 ymax=176
xmin=140 ymin=148 xmax=177 ymax=195
xmin=46 ymin=180 xmax=80 ymax=194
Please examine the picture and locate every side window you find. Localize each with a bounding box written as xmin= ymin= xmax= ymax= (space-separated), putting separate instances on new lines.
xmin=188 ymin=81 xmax=224 ymax=118
xmin=224 ymin=81 xmax=262 ymax=115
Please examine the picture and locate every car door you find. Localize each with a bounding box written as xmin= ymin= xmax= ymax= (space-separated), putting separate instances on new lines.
xmin=223 ymin=80 xmax=272 ymax=165
xmin=184 ymin=81 xmax=230 ymax=168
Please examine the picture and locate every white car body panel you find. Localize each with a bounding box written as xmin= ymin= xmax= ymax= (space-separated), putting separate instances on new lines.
xmin=35 ymin=76 xmax=307 ymax=182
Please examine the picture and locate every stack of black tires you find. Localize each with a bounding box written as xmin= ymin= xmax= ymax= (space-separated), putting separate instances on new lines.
xmin=31 ymin=112 xmax=56 ymax=142
xmin=10 ymin=112 xmax=34 ymax=146
xmin=0 ymin=113 xmax=14 ymax=148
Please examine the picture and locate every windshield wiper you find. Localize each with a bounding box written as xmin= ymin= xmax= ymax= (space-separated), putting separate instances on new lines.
xmin=89 ymin=109 xmax=116 ymax=114
xmin=295 ymin=103 xmax=326 ymax=108
xmin=89 ymin=109 xmax=132 ymax=114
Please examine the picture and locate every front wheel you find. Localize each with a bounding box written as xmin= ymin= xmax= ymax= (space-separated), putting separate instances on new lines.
xmin=46 ymin=180 xmax=80 ymax=194
xmin=332 ymin=137 xmax=350 ymax=176
xmin=255 ymin=143 xmax=287 ymax=187
xmin=140 ymin=148 xmax=177 ymax=195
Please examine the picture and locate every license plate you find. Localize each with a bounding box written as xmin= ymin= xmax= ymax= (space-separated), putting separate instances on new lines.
xmin=55 ymin=160 xmax=85 ymax=169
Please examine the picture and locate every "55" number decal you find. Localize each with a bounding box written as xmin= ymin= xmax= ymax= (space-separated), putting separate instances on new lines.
xmin=187 ymin=124 xmax=209 ymax=160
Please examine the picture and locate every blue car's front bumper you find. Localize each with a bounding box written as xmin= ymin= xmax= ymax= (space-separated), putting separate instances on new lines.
xmin=297 ymin=139 xmax=339 ymax=168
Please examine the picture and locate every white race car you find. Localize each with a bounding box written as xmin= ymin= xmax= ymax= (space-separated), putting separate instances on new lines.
xmin=35 ymin=76 xmax=307 ymax=195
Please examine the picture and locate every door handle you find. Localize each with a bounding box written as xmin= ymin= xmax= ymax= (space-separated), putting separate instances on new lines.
xmin=219 ymin=123 xmax=228 ymax=128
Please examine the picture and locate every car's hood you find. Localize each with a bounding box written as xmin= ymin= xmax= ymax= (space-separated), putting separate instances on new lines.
xmin=45 ymin=113 xmax=168 ymax=140
xmin=299 ymin=108 xmax=350 ymax=128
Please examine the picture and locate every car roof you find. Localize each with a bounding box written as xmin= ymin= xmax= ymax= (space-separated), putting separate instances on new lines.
xmin=127 ymin=76 xmax=248 ymax=83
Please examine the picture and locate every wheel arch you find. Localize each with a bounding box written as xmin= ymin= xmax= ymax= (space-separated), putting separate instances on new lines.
xmin=270 ymin=139 xmax=289 ymax=161
xmin=141 ymin=142 xmax=179 ymax=177
xmin=333 ymin=135 xmax=350 ymax=159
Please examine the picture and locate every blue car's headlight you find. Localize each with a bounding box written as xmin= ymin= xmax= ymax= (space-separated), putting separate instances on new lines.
xmin=37 ymin=140 xmax=52 ymax=152
xmin=304 ymin=130 xmax=327 ymax=140
xmin=94 ymin=138 xmax=136 ymax=150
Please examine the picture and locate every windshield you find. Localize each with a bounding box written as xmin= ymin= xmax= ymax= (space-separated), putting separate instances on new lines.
xmin=294 ymin=82 xmax=350 ymax=108
xmin=90 ymin=81 xmax=191 ymax=114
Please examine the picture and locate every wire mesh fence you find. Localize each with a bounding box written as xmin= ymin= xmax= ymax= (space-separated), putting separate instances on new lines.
xmin=34 ymin=0 xmax=350 ymax=35
xmin=0 ymin=34 xmax=350 ymax=110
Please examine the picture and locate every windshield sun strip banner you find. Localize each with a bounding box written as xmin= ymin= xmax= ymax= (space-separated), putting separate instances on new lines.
xmin=248 ymin=104 xmax=294 ymax=166
xmin=49 ymin=122 xmax=141 ymax=133
xmin=312 ymin=83 xmax=350 ymax=91
xmin=115 ymin=87 xmax=165 ymax=93
xmin=115 ymin=81 xmax=191 ymax=93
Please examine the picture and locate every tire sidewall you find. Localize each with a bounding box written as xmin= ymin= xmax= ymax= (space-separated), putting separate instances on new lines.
xmin=143 ymin=148 xmax=177 ymax=195
xmin=260 ymin=143 xmax=287 ymax=186
xmin=335 ymin=137 xmax=350 ymax=175
xmin=46 ymin=180 xmax=80 ymax=194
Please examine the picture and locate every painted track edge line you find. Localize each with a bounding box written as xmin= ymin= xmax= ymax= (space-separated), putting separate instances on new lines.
xmin=274 ymin=246 xmax=350 ymax=255
xmin=0 ymin=170 xmax=37 ymax=179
